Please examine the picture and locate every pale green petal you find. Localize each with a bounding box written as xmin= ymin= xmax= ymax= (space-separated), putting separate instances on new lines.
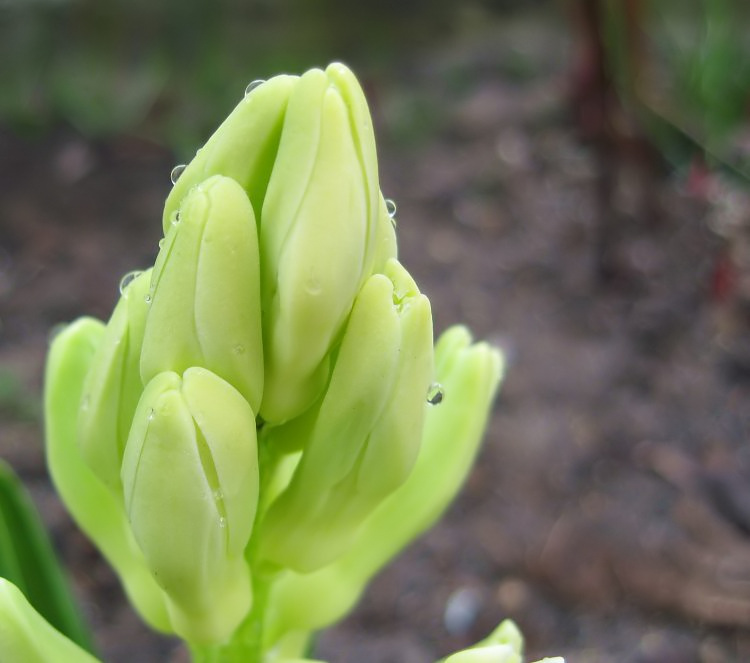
xmin=371 ymin=194 xmax=399 ymax=272
xmin=324 ymin=62 xmax=380 ymax=283
xmin=442 ymin=645 xmax=519 ymax=663
xmin=259 ymin=65 xmax=380 ymax=424
xmin=263 ymin=326 xmax=503 ymax=644
xmin=121 ymin=369 xmax=256 ymax=644
xmin=258 ymin=274 xmax=400 ymax=571
xmin=355 ymin=262 xmax=433 ymax=499
xmin=77 ymin=268 xmax=151 ymax=495
xmin=142 ymin=175 xmax=264 ymax=412
xmin=163 ymin=74 xmax=298 ymax=233
xmin=45 ymin=318 xmax=171 ymax=633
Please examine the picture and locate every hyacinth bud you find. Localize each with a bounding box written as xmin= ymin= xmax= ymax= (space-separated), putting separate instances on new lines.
xmin=45 ymin=319 xmax=171 ymax=634
xmin=440 ymin=620 xmax=564 ymax=663
xmin=440 ymin=620 xmax=523 ymax=663
xmin=262 ymin=326 xmax=503 ymax=648
xmin=162 ymin=73 xmax=297 ymax=234
xmin=161 ymin=63 xmax=386 ymax=424
xmin=121 ymin=367 xmax=259 ymax=644
xmin=141 ymin=175 xmax=263 ymax=413
xmin=0 ymin=579 xmax=100 ymax=663
xmin=259 ymin=64 xmax=382 ymax=423
xmin=258 ymin=260 xmax=432 ymax=573
xmin=77 ymin=268 xmax=151 ymax=496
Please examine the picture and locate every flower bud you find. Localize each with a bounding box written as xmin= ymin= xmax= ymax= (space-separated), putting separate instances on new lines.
xmin=45 ymin=318 xmax=171 ymax=634
xmin=141 ymin=175 xmax=264 ymax=413
xmin=258 ymin=261 xmax=433 ymax=573
xmin=353 ymin=259 xmax=432 ymax=500
xmin=0 ymin=579 xmax=100 ymax=663
xmin=258 ymin=63 xmax=382 ymax=424
xmin=440 ymin=620 xmax=564 ymax=663
xmin=121 ymin=367 xmax=259 ymax=644
xmin=77 ymin=268 xmax=151 ymax=495
xmin=161 ymin=64 xmax=386 ymax=425
xmin=163 ymin=73 xmax=298 ymax=234
xmin=262 ymin=326 xmax=503 ymax=646
xmin=440 ymin=620 xmax=522 ymax=663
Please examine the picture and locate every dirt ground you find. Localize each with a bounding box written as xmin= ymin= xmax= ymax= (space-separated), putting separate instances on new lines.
xmin=3 ymin=11 xmax=750 ymax=663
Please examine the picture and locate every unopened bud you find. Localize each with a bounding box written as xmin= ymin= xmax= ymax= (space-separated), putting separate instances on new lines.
xmin=141 ymin=175 xmax=264 ymax=413
xmin=121 ymin=367 xmax=259 ymax=643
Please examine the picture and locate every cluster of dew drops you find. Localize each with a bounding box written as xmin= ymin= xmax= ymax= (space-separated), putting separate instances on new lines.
xmin=134 ymin=79 xmax=444 ymax=409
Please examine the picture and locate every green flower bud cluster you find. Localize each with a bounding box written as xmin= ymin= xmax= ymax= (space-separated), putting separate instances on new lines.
xmin=42 ymin=63 xmax=507 ymax=660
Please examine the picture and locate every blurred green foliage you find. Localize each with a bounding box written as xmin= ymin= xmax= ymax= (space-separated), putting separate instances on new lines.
xmin=648 ymin=0 xmax=750 ymax=177
xmin=0 ymin=0 xmax=471 ymax=155
xmin=0 ymin=460 xmax=95 ymax=653
xmin=2 ymin=0 xmax=749 ymax=172
xmin=0 ymin=370 xmax=39 ymax=423
xmin=591 ymin=0 xmax=750 ymax=180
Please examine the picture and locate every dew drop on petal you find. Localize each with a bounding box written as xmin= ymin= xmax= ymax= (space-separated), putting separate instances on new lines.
xmin=170 ymin=164 xmax=186 ymax=184
xmin=426 ymin=382 xmax=445 ymax=405
xmin=244 ymin=79 xmax=265 ymax=97
xmin=158 ymin=239 xmax=165 ymax=249
xmin=218 ymin=517 xmax=227 ymax=528
xmin=385 ymin=198 xmax=397 ymax=218
xmin=147 ymin=408 xmax=155 ymax=421
xmin=119 ymin=270 xmax=143 ymax=295
xmin=170 ymin=211 xmax=181 ymax=226
xmin=213 ymin=488 xmax=224 ymax=501
xmin=233 ymin=344 xmax=245 ymax=355
xmin=305 ymin=277 xmax=322 ymax=295
xmin=144 ymin=293 xmax=152 ymax=304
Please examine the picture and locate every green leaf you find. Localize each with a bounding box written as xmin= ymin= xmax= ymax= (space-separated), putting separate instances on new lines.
xmin=0 ymin=460 xmax=95 ymax=654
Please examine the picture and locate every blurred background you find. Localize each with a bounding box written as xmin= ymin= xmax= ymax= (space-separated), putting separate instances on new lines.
xmin=3 ymin=0 xmax=750 ymax=661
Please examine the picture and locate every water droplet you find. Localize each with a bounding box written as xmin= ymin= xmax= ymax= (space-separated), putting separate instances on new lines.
xmin=213 ymin=489 xmax=224 ymax=501
xmin=170 ymin=164 xmax=186 ymax=184
xmin=158 ymin=239 xmax=165 ymax=249
xmin=170 ymin=211 xmax=181 ymax=226
xmin=305 ymin=277 xmax=322 ymax=295
xmin=245 ymin=79 xmax=265 ymax=96
xmin=385 ymin=198 xmax=397 ymax=218
xmin=144 ymin=293 xmax=152 ymax=304
xmin=119 ymin=270 xmax=142 ymax=295
xmin=233 ymin=344 xmax=245 ymax=355
xmin=426 ymin=382 xmax=444 ymax=405
xmin=147 ymin=408 xmax=155 ymax=421
xmin=218 ymin=517 xmax=227 ymax=528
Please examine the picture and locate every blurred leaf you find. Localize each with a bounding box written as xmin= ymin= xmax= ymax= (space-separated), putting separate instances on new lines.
xmin=0 ymin=460 xmax=95 ymax=654
xmin=0 ymin=370 xmax=39 ymax=423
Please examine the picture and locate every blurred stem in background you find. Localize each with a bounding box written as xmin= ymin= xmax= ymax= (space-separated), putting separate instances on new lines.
xmin=565 ymin=0 xmax=750 ymax=280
